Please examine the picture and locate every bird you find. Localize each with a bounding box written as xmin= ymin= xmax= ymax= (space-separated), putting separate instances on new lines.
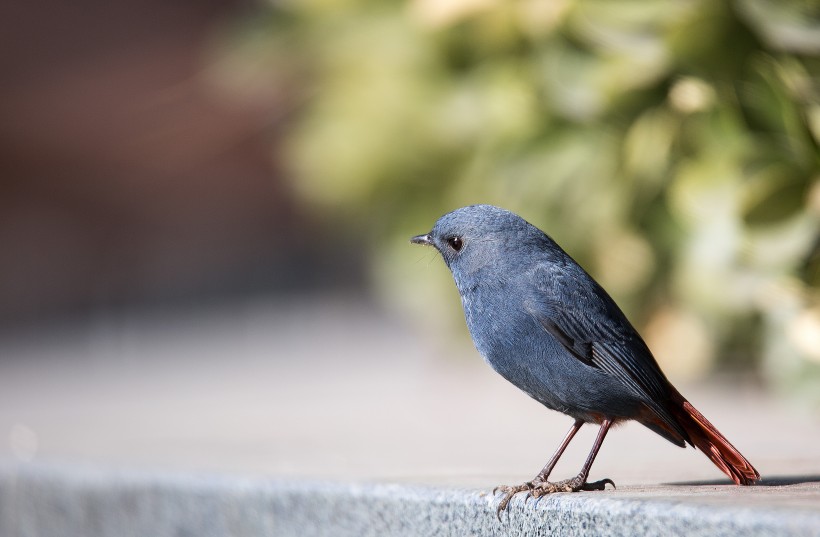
xmin=410 ymin=204 xmax=759 ymax=515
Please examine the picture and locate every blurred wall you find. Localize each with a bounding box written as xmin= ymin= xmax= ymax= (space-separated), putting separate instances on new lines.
xmin=0 ymin=0 xmax=365 ymax=326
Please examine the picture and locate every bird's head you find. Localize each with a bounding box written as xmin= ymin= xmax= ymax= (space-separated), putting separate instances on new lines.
xmin=411 ymin=205 xmax=545 ymax=277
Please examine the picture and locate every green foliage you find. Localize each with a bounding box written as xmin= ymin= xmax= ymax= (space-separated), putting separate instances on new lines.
xmin=218 ymin=0 xmax=820 ymax=402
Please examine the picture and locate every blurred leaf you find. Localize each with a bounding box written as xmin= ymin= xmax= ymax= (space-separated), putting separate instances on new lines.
xmin=737 ymin=0 xmax=820 ymax=54
xmin=742 ymin=162 xmax=808 ymax=225
xmin=741 ymin=55 xmax=816 ymax=157
xmin=623 ymin=107 xmax=677 ymax=185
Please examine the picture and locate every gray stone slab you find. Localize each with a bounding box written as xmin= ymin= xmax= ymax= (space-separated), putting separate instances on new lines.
xmin=1 ymin=300 xmax=819 ymax=535
xmin=2 ymin=463 xmax=819 ymax=537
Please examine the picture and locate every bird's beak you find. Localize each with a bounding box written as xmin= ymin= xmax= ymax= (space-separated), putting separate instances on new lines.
xmin=410 ymin=233 xmax=433 ymax=246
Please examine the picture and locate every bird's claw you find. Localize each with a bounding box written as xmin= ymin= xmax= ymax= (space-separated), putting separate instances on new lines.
xmin=580 ymin=478 xmax=616 ymax=491
xmin=494 ymin=483 xmax=532 ymax=520
xmin=494 ymin=476 xmax=615 ymax=518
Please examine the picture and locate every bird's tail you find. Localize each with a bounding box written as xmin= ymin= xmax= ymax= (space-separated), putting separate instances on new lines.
xmin=672 ymin=398 xmax=760 ymax=485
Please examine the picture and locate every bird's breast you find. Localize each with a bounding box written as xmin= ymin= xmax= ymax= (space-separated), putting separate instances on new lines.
xmin=459 ymin=283 xmax=533 ymax=366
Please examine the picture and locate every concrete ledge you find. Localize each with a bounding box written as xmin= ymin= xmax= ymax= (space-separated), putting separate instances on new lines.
xmin=2 ymin=464 xmax=819 ymax=537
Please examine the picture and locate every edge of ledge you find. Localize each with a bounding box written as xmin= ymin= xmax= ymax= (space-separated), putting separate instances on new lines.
xmin=1 ymin=463 xmax=818 ymax=537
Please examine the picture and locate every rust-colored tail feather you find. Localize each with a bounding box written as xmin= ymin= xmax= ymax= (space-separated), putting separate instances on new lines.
xmin=676 ymin=400 xmax=760 ymax=485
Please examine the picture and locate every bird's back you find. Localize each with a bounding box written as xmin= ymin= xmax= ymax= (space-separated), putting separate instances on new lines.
xmin=457 ymin=236 xmax=669 ymax=428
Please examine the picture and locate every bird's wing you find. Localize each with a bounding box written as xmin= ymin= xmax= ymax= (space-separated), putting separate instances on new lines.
xmin=528 ymin=266 xmax=687 ymax=439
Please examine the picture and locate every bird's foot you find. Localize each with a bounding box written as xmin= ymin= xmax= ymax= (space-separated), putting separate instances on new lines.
xmin=494 ymin=476 xmax=615 ymax=518
xmin=493 ymin=482 xmax=534 ymax=518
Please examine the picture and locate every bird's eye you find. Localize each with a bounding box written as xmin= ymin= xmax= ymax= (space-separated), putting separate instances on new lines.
xmin=446 ymin=236 xmax=463 ymax=251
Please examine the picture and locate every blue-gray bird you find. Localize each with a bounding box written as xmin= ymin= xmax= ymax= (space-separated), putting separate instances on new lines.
xmin=411 ymin=205 xmax=758 ymax=514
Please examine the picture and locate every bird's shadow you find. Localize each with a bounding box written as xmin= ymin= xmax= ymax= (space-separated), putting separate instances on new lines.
xmin=667 ymin=475 xmax=820 ymax=487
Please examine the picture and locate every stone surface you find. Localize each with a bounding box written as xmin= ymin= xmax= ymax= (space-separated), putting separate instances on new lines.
xmin=1 ymin=298 xmax=819 ymax=535
xmin=2 ymin=464 xmax=819 ymax=537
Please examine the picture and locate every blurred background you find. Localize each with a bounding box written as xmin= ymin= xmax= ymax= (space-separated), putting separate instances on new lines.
xmin=1 ymin=0 xmax=819 ymax=481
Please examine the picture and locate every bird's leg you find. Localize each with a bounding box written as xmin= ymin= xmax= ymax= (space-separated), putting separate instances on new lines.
xmin=529 ymin=419 xmax=615 ymax=498
xmin=529 ymin=419 xmax=584 ymax=486
xmin=494 ymin=419 xmax=583 ymax=515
